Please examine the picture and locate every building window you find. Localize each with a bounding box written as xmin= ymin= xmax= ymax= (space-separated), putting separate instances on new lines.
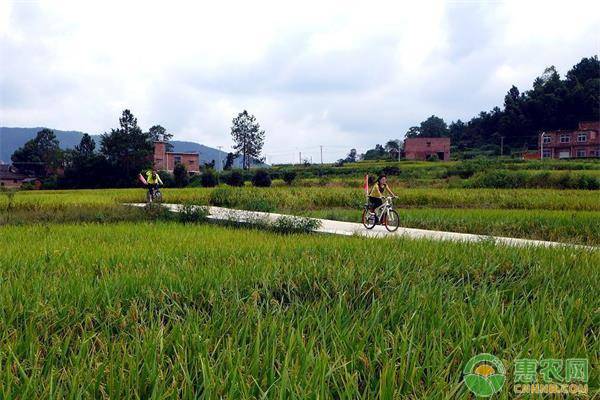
xmin=576 ymin=149 xmax=586 ymax=158
xmin=577 ymin=133 xmax=588 ymax=142
xmin=188 ymin=160 xmax=194 ymax=164
xmin=559 ymin=134 xmax=570 ymax=143
xmin=174 ymin=156 xmax=182 ymax=164
xmin=426 ymin=142 xmax=431 ymax=147
xmin=543 ymin=135 xmax=551 ymax=144
xmin=542 ymin=149 xmax=552 ymax=158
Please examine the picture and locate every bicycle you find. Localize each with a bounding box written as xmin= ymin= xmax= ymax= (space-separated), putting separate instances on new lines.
xmin=146 ymin=185 xmax=163 ymax=204
xmin=362 ymin=196 xmax=400 ymax=232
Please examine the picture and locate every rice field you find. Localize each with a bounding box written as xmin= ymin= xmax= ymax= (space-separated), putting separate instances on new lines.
xmin=0 ymin=222 xmax=597 ymax=398
xmin=2 ymin=187 xmax=598 ymax=245
xmin=3 ymin=186 xmax=600 ymax=211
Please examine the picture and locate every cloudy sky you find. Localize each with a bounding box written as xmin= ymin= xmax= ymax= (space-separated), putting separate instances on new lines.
xmin=1 ymin=0 xmax=598 ymax=162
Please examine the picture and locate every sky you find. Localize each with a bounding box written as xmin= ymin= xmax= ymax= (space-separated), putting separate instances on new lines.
xmin=1 ymin=0 xmax=599 ymax=163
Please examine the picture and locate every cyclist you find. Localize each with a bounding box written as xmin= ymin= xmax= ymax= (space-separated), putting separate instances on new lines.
xmin=368 ymin=174 xmax=396 ymax=222
xmin=139 ymin=168 xmax=163 ymax=200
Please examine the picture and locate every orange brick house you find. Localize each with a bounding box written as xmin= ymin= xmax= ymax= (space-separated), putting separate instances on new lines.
xmin=153 ymin=141 xmax=200 ymax=173
xmin=539 ymin=121 xmax=600 ymax=159
xmin=403 ymin=137 xmax=451 ymax=161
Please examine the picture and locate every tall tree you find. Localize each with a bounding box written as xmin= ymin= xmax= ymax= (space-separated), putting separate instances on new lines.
xmin=384 ymin=140 xmax=401 ymax=159
xmin=345 ymin=148 xmax=358 ymax=163
xmin=419 ymin=115 xmax=449 ymax=137
xmin=223 ymin=152 xmax=235 ymax=170
xmin=100 ymin=110 xmax=154 ymax=185
xmin=404 ymin=126 xmax=421 ymax=138
xmin=148 ymin=125 xmax=174 ymax=151
xmin=230 ymin=110 xmax=265 ymax=169
xmin=74 ymin=133 xmax=96 ymax=157
xmin=11 ymin=128 xmax=63 ymax=176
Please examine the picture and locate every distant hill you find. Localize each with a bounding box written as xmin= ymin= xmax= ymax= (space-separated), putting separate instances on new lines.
xmin=0 ymin=127 xmax=266 ymax=169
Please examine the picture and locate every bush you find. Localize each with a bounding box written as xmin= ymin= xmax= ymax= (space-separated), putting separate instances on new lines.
xmin=224 ymin=170 xmax=245 ymax=187
xmin=271 ymin=216 xmax=322 ymax=234
xmin=282 ymin=171 xmax=297 ymax=185
xmin=201 ymin=169 xmax=219 ymax=187
xmin=173 ymin=163 xmax=189 ymax=187
xmin=177 ymin=203 xmax=209 ymax=223
xmin=426 ymin=154 xmax=439 ymax=162
xmin=381 ymin=165 xmax=400 ymax=176
xmin=251 ymin=170 xmax=272 ymax=187
xmin=158 ymin=170 xmax=175 ymax=187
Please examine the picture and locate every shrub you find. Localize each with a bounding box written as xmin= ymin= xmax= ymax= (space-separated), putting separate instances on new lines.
xmin=173 ymin=163 xmax=189 ymax=187
xmin=282 ymin=171 xmax=297 ymax=185
xmin=381 ymin=165 xmax=400 ymax=176
xmin=158 ymin=170 xmax=175 ymax=187
xmin=225 ymin=170 xmax=245 ymax=187
xmin=271 ymin=216 xmax=322 ymax=234
xmin=426 ymin=154 xmax=439 ymax=162
xmin=177 ymin=203 xmax=209 ymax=224
xmin=252 ymin=170 xmax=272 ymax=187
xmin=201 ymin=169 xmax=219 ymax=187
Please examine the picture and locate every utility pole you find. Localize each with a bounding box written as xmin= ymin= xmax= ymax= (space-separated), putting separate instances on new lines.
xmin=540 ymin=132 xmax=546 ymax=160
xmin=299 ymin=152 xmax=302 ymax=164
xmin=320 ymin=145 xmax=323 ymax=165
xmin=217 ymin=146 xmax=223 ymax=171
xmin=500 ymin=136 xmax=504 ymax=156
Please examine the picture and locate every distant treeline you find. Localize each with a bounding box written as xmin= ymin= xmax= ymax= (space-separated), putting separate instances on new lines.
xmin=359 ymin=55 xmax=599 ymax=160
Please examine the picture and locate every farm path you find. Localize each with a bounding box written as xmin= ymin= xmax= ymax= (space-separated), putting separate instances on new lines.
xmin=127 ymin=203 xmax=595 ymax=250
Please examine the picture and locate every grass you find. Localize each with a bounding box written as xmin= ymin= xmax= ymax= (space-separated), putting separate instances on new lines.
xmin=3 ymin=187 xmax=599 ymax=211
xmin=293 ymin=207 xmax=600 ymax=246
xmin=0 ymin=222 xmax=597 ymax=398
xmin=2 ymin=186 xmax=599 ymax=245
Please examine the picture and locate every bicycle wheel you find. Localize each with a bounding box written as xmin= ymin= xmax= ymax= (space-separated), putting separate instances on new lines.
xmin=362 ymin=208 xmax=377 ymax=229
xmin=384 ymin=210 xmax=400 ymax=232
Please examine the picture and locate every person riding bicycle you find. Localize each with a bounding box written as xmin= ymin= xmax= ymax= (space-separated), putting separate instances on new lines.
xmin=368 ymin=174 xmax=396 ymax=221
xmin=139 ymin=168 xmax=163 ymax=199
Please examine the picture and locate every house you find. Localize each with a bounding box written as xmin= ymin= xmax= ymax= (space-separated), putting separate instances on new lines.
xmin=0 ymin=164 xmax=41 ymax=189
xmin=153 ymin=141 xmax=200 ymax=173
xmin=403 ymin=137 xmax=450 ymax=161
xmin=539 ymin=121 xmax=600 ymax=159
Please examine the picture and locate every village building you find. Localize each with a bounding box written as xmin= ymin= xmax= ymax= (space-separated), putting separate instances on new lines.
xmin=153 ymin=141 xmax=200 ymax=173
xmin=403 ymin=137 xmax=450 ymax=161
xmin=0 ymin=164 xmax=41 ymax=189
xmin=539 ymin=121 xmax=600 ymax=159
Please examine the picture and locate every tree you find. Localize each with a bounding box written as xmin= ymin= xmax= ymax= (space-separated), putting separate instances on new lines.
xmin=75 ymin=133 xmax=95 ymax=157
xmin=419 ymin=115 xmax=449 ymax=137
xmin=345 ymin=148 xmax=358 ymax=163
xmin=148 ymin=125 xmax=174 ymax=151
xmin=11 ymin=128 xmax=63 ymax=176
xmin=173 ymin=162 xmax=189 ymax=187
xmin=362 ymin=144 xmax=386 ymax=160
xmin=62 ymin=134 xmax=107 ymax=188
xmin=404 ymin=126 xmax=421 ymax=138
xmin=224 ymin=152 xmax=235 ymax=170
xmin=231 ymin=110 xmax=265 ymax=169
xmin=100 ymin=110 xmax=154 ymax=186
xmin=384 ymin=140 xmax=401 ymax=159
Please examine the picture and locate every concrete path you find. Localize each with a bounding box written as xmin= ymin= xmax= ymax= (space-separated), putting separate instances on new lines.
xmin=127 ymin=203 xmax=596 ymax=250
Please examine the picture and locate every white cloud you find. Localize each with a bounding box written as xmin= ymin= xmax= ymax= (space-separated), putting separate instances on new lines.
xmin=1 ymin=0 xmax=599 ymax=161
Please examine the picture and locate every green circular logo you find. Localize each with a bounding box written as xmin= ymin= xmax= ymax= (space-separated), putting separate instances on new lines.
xmin=463 ymin=353 xmax=506 ymax=397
